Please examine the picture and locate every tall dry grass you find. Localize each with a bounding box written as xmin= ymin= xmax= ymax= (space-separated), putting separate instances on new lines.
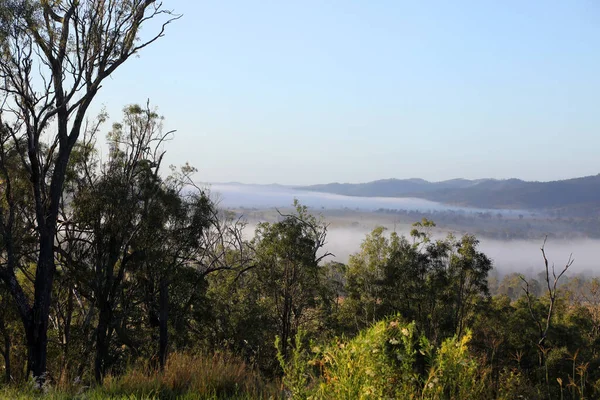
xmin=0 ymin=352 xmax=280 ymax=399
xmin=101 ymin=352 xmax=280 ymax=399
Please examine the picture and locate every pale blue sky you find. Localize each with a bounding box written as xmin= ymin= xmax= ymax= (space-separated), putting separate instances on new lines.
xmin=92 ymin=0 xmax=600 ymax=185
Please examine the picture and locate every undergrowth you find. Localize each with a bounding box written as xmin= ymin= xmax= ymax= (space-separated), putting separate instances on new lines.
xmin=0 ymin=352 xmax=279 ymax=400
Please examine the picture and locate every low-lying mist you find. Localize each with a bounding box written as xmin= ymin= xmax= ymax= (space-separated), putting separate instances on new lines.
xmin=212 ymin=184 xmax=598 ymax=277
xmin=208 ymin=183 xmax=531 ymax=216
xmin=323 ymin=226 xmax=599 ymax=276
xmin=243 ymin=220 xmax=597 ymax=277
xmin=241 ymin=221 xmax=598 ymax=277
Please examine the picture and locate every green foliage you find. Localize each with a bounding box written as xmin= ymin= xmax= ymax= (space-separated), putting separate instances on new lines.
xmin=308 ymin=318 xmax=420 ymax=399
xmin=342 ymin=224 xmax=492 ymax=344
xmin=496 ymin=369 xmax=542 ymax=400
xmin=275 ymin=330 xmax=310 ymax=399
xmin=421 ymin=330 xmax=490 ymax=399
xmin=207 ymin=200 xmax=334 ymax=372
xmin=278 ymin=317 xmax=491 ymax=399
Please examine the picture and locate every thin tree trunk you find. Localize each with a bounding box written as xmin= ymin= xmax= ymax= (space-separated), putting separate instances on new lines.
xmin=75 ymin=304 xmax=96 ymax=380
xmin=159 ymin=276 xmax=169 ymax=370
xmin=0 ymin=261 xmax=33 ymax=378
xmin=0 ymin=316 xmax=11 ymax=383
xmin=60 ymin=287 xmax=74 ymax=384
xmin=3 ymin=333 xmax=10 ymax=384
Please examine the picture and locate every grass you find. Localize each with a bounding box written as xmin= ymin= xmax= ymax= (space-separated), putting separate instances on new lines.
xmin=0 ymin=352 xmax=280 ymax=399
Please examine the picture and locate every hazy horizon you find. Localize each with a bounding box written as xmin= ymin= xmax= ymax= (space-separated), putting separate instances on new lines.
xmin=207 ymin=183 xmax=532 ymax=216
xmin=240 ymin=220 xmax=599 ymax=276
xmin=205 ymin=172 xmax=599 ymax=187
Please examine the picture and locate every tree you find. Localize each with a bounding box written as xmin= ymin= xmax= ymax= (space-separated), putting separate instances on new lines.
xmin=61 ymin=103 xmax=212 ymax=381
xmin=62 ymin=104 xmax=254 ymax=380
xmin=521 ymin=238 xmax=573 ymax=348
xmin=251 ymin=201 xmax=332 ymax=360
xmin=68 ymin=104 xmax=175 ymax=381
xmin=0 ymin=0 xmax=178 ymax=382
xmin=343 ymin=226 xmax=394 ymax=330
xmin=446 ymin=234 xmax=493 ymax=338
xmin=520 ymin=238 xmax=573 ymax=397
xmin=343 ymin=220 xmax=492 ymax=343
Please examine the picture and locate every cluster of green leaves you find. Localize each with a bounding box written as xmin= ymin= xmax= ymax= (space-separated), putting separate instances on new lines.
xmin=201 ymin=200 xmax=336 ymax=373
xmin=276 ymin=317 xmax=488 ymax=399
xmin=340 ymin=220 xmax=492 ymax=344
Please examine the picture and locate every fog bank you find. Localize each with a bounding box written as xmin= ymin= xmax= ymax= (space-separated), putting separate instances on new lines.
xmin=321 ymin=226 xmax=599 ymax=276
xmin=208 ymin=183 xmax=530 ymax=216
xmin=212 ymin=184 xmax=596 ymax=276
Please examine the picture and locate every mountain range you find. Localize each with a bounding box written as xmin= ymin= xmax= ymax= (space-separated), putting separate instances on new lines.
xmin=297 ymin=175 xmax=600 ymax=214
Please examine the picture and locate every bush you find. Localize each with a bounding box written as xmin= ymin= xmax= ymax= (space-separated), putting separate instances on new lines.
xmin=279 ymin=317 xmax=491 ymax=399
xmin=421 ymin=331 xmax=490 ymax=399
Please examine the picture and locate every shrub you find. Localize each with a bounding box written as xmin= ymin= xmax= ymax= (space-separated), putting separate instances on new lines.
xmin=421 ymin=331 xmax=491 ymax=399
xmin=281 ymin=317 xmax=491 ymax=399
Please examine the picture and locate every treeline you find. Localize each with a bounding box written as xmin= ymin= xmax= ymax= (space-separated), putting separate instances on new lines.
xmin=373 ymin=208 xmax=600 ymax=240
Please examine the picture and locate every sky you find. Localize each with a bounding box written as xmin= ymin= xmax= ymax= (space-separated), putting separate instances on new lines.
xmin=91 ymin=0 xmax=600 ymax=185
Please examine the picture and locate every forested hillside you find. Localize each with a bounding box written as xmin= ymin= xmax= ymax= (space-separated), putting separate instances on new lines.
xmin=298 ymin=178 xmax=484 ymax=197
xmin=299 ymin=175 xmax=600 ymax=214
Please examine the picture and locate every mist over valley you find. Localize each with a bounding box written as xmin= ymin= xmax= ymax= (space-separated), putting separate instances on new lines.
xmin=208 ymin=183 xmax=531 ymax=215
xmin=210 ymin=182 xmax=600 ymax=276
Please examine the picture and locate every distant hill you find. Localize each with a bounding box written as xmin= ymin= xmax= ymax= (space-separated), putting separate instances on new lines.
xmin=299 ymin=178 xmax=488 ymax=197
xmin=297 ymin=175 xmax=600 ymax=214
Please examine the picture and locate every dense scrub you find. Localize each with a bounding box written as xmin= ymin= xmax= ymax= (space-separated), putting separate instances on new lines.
xmin=278 ymin=298 xmax=600 ymax=399
xmin=279 ymin=319 xmax=488 ymax=399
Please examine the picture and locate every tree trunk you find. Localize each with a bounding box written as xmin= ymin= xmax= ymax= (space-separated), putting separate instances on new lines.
xmin=3 ymin=335 xmax=9 ymax=384
xmin=75 ymin=305 xmax=96 ymax=381
xmin=0 ymin=315 xmax=11 ymax=383
xmin=29 ymin=324 xmax=49 ymax=385
xmin=159 ymin=277 xmax=169 ymax=370
xmin=30 ymin=234 xmax=56 ymax=384
xmin=0 ymin=262 xmax=33 ymax=377
xmin=59 ymin=287 xmax=74 ymax=384
xmin=95 ymin=304 xmax=111 ymax=383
